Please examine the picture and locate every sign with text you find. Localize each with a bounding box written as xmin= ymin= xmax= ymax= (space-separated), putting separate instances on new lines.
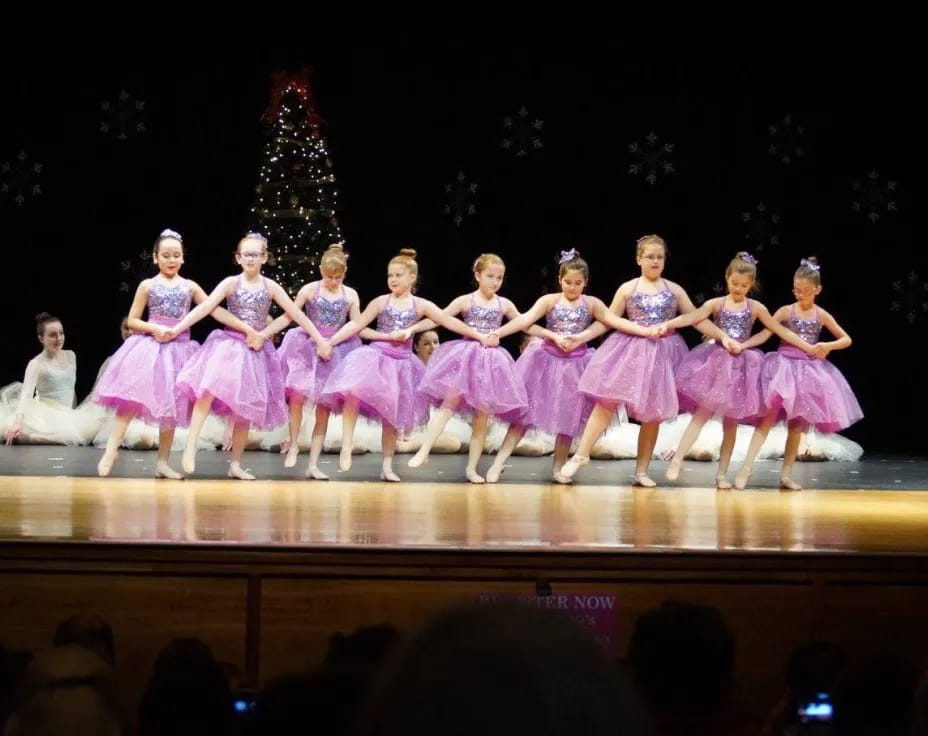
xmin=478 ymin=592 xmax=618 ymax=655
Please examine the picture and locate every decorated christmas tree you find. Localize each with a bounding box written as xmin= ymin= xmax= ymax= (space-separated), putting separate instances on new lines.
xmin=250 ymin=69 xmax=343 ymax=295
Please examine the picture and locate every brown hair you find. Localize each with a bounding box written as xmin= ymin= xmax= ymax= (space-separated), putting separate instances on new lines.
xmin=558 ymin=253 xmax=590 ymax=283
xmin=35 ymin=312 xmax=61 ymax=337
xmin=727 ymin=251 xmax=758 ymax=279
xmin=152 ymin=228 xmax=183 ymax=257
xmin=794 ymin=256 xmax=822 ymax=286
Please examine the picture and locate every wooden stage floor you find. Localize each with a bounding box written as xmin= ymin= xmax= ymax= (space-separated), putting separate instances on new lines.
xmin=1 ymin=448 xmax=927 ymax=555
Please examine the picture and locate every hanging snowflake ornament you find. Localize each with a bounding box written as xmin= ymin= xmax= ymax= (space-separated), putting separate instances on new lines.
xmin=890 ymin=271 xmax=928 ymax=323
xmin=693 ymin=292 xmax=706 ymax=305
xmin=501 ymin=105 xmax=544 ymax=157
xmin=852 ymin=170 xmax=898 ymax=224
xmin=0 ymin=150 xmax=43 ymax=206
xmin=742 ymin=202 xmax=781 ymax=252
xmin=713 ymin=281 xmax=726 ymax=295
xmin=443 ymin=169 xmax=478 ymax=226
xmin=100 ymin=89 xmax=147 ymax=140
xmin=768 ymin=114 xmax=807 ymax=165
xmin=628 ymin=131 xmax=675 ymax=186
xmin=119 ymin=248 xmax=153 ymax=293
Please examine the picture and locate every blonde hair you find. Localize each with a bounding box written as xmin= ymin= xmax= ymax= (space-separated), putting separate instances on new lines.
xmin=472 ymin=253 xmax=505 ymax=275
xmin=237 ymin=232 xmax=268 ymax=253
xmin=389 ymin=248 xmax=419 ymax=285
xmin=794 ymin=256 xmax=822 ymax=286
xmin=320 ymin=243 xmax=348 ymax=274
xmin=635 ymin=234 xmax=668 ymax=257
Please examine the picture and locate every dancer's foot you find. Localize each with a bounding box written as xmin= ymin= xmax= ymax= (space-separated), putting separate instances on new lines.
xmin=339 ymin=446 xmax=352 ymax=472
xmin=715 ymin=475 xmax=733 ymax=490
xmin=665 ymin=457 xmax=683 ymax=482
xmin=485 ymin=463 xmax=504 ymax=483
xmin=284 ymin=447 xmax=299 ymax=468
xmin=228 ymin=462 xmax=256 ymax=481
xmin=97 ymin=450 xmax=118 ymax=477
xmin=155 ymin=461 xmax=184 ymax=480
xmin=559 ymin=454 xmax=589 ymax=481
xmin=465 ymin=469 xmax=485 ymax=484
xmin=733 ymin=468 xmax=751 ymax=490
xmin=633 ymin=473 xmax=657 ymax=488
xmin=182 ymin=448 xmax=196 ymax=475
xmin=780 ymin=476 xmax=803 ymax=491
xmin=305 ymin=465 xmax=329 ymax=480
xmin=407 ymin=450 xmax=429 ymax=469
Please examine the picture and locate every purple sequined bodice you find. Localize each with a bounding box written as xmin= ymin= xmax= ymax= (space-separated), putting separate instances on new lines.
xmin=148 ymin=280 xmax=192 ymax=321
xmin=783 ymin=307 xmax=821 ymax=345
xmin=715 ymin=301 xmax=754 ymax=341
xmin=376 ymin=298 xmax=419 ymax=333
xmin=227 ymin=278 xmax=271 ymax=332
xmin=546 ymin=298 xmax=593 ymax=335
xmin=627 ymin=282 xmax=678 ymax=326
xmin=306 ymin=285 xmax=350 ymax=337
xmin=463 ymin=296 xmax=505 ymax=334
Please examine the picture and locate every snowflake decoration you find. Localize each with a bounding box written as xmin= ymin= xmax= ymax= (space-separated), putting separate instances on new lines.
xmin=891 ymin=271 xmax=928 ymax=323
xmin=100 ymin=89 xmax=147 ymax=140
xmin=852 ymin=170 xmax=897 ymax=224
xmin=742 ymin=202 xmax=781 ymax=252
xmin=693 ymin=292 xmax=706 ymax=305
xmin=713 ymin=281 xmax=726 ymax=295
xmin=119 ymin=248 xmax=153 ymax=293
xmin=628 ymin=131 xmax=675 ymax=186
xmin=443 ymin=170 xmax=478 ymax=227
xmin=501 ymin=105 xmax=543 ymax=157
xmin=0 ymin=150 xmax=43 ymax=206
xmin=768 ymin=113 xmax=807 ymax=165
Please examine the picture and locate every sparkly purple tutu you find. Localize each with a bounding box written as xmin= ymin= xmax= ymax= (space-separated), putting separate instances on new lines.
xmin=578 ymin=332 xmax=691 ymax=423
xmin=93 ymin=325 xmax=199 ymax=428
xmin=319 ymin=341 xmax=429 ymax=433
xmin=176 ymin=328 xmax=286 ymax=430
xmin=418 ymin=339 xmax=528 ymax=423
xmin=675 ymin=341 xmax=765 ymax=422
xmin=762 ymin=346 xmax=863 ymax=432
xmin=278 ymin=328 xmax=361 ymax=403
xmin=515 ymin=340 xmax=594 ymax=436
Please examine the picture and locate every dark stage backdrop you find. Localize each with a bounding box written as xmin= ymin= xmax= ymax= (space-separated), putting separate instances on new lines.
xmin=0 ymin=45 xmax=917 ymax=452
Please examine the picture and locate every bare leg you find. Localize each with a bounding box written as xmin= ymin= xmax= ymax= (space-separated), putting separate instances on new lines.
xmin=734 ymin=409 xmax=778 ymax=490
xmin=466 ymin=411 xmax=490 ymax=483
xmin=666 ymin=407 xmax=712 ymax=482
xmin=339 ymin=396 xmax=359 ymax=472
xmin=183 ymin=394 xmax=213 ymax=474
xmin=381 ymin=423 xmax=400 ymax=482
xmin=558 ymin=403 xmax=615 ymax=480
xmin=485 ymin=424 xmax=525 ymax=483
xmin=155 ymin=426 xmax=183 ymax=479
xmin=716 ymin=418 xmax=737 ymax=489
xmin=780 ymin=419 xmax=805 ymax=490
xmin=634 ymin=421 xmax=660 ymax=487
xmin=228 ymin=422 xmax=255 ymax=480
xmin=306 ymin=405 xmax=330 ymax=480
xmin=409 ymin=396 xmax=460 ymax=468
xmin=98 ymin=409 xmax=133 ymax=476
xmin=284 ymin=398 xmax=304 ymax=468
